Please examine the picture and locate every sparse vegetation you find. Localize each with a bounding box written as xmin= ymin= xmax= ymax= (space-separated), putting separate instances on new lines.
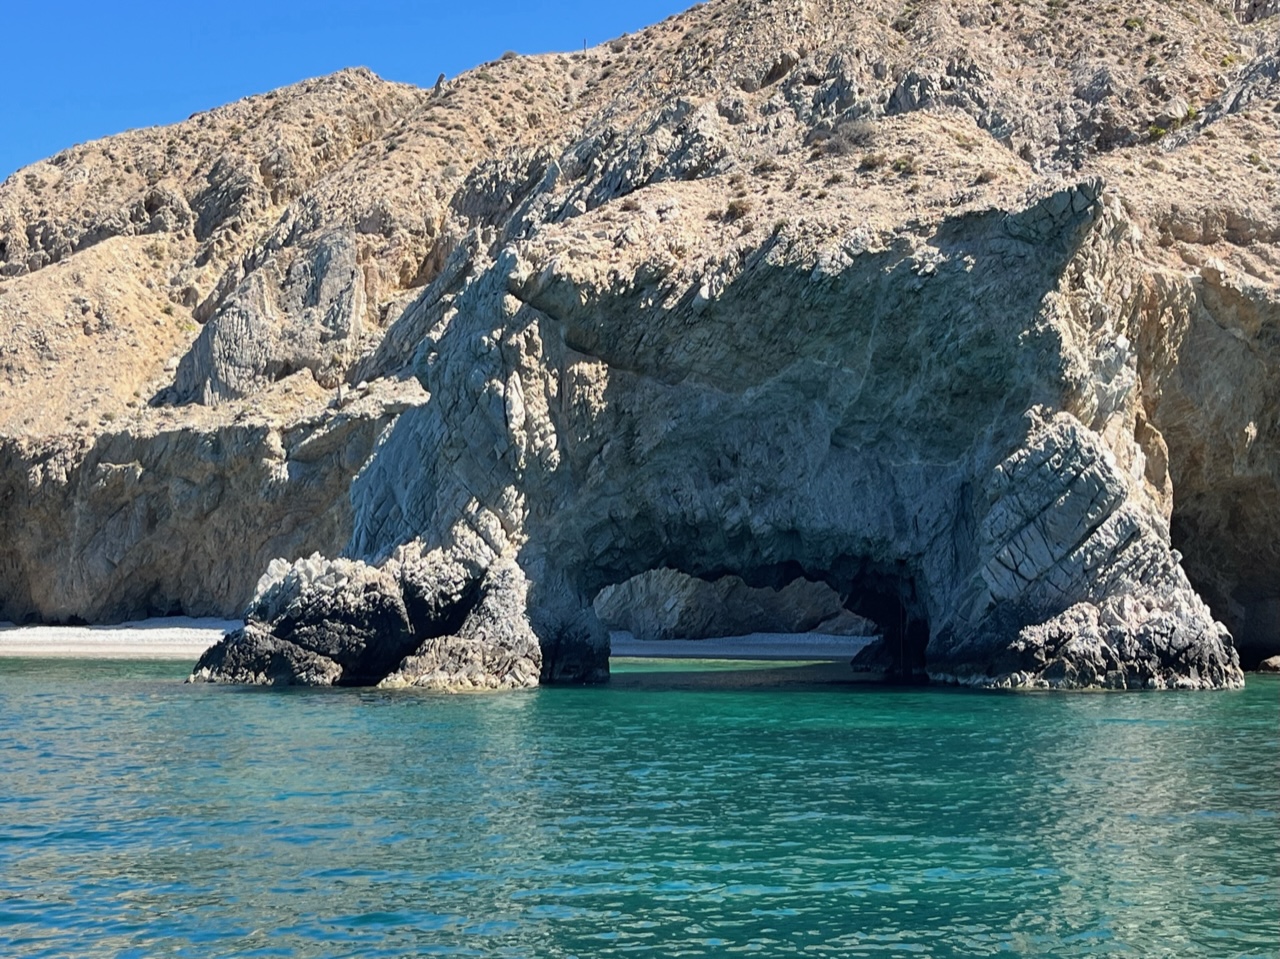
xmin=822 ymin=118 xmax=877 ymax=157
xmin=724 ymin=197 xmax=753 ymax=221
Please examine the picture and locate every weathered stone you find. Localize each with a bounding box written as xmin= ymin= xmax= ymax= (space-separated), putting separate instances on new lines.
xmin=0 ymin=0 xmax=1274 ymax=688
xmin=380 ymin=556 xmax=542 ymax=690
xmin=594 ymin=568 xmax=877 ymax=641
xmin=170 ymin=230 xmax=367 ymax=404
xmin=189 ymin=624 xmax=343 ymax=687
xmin=0 ymin=379 xmax=426 ymax=624
xmin=243 ymin=552 xmax=416 ymax=684
xmin=192 ymin=544 xmax=541 ymax=690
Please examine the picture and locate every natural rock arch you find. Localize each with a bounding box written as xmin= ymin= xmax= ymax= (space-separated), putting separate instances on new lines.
xmin=194 ymin=181 xmax=1242 ymax=690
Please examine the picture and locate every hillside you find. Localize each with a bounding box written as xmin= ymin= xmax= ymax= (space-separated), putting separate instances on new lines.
xmin=1 ymin=0 xmax=1276 ymax=685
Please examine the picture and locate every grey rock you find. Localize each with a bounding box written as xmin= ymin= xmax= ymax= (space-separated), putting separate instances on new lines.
xmin=380 ymin=555 xmax=542 ymax=690
xmin=0 ymin=379 xmax=426 ymax=625
xmin=170 ymin=229 xmax=367 ymax=404
xmin=244 ymin=553 xmax=417 ymax=684
xmin=318 ymin=183 xmax=1242 ymax=690
xmin=192 ymin=546 xmax=542 ymax=691
xmin=594 ymin=568 xmax=878 ymax=641
xmin=189 ymin=624 xmax=343 ymax=686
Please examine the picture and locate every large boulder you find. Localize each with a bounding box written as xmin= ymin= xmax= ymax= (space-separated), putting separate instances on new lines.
xmin=191 ymin=548 xmax=542 ymax=690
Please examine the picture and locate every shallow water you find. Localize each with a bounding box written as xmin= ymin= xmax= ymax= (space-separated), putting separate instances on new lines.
xmin=1 ymin=658 xmax=1276 ymax=958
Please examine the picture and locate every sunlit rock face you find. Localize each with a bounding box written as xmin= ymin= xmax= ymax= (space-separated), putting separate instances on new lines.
xmin=4 ymin=0 xmax=1274 ymax=685
xmin=200 ymin=176 xmax=1249 ymax=690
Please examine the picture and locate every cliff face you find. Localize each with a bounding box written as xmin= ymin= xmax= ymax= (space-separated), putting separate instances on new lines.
xmin=0 ymin=378 xmax=425 ymax=623
xmin=2 ymin=0 xmax=1277 ymax=685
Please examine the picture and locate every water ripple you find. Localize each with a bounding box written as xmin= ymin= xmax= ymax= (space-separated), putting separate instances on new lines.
xmin=0 ymin=660 xmax=1276 ymax=958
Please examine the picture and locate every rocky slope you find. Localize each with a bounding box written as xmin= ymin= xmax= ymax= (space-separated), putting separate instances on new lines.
xmin=4 ymin=0 xmax=1278 ymax=687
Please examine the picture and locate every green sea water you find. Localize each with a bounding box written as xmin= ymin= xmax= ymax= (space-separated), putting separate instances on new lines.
xmin=0 ymin=657 xmax=1276 ymax=958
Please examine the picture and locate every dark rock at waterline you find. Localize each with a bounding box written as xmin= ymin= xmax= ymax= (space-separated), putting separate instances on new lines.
xmin=190 ymin=625 xmax=343 ymax=686
xmin=189 ymin=549 xmax=543 ymax=690
xmin=381 ymin=558 xmax=543 ymax=690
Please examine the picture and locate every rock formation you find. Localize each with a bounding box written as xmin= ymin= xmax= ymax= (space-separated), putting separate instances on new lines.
xmin=594 ymin=568 xmax=878 ymax=641
xmin=1 ymin=0 xmax=1276 ymax=688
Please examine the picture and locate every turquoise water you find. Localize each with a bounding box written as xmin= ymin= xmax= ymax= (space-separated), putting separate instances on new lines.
xmin=1 ymin=658 xmax=1276 ymax=958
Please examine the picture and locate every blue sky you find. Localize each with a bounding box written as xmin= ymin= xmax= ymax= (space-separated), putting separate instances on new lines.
xmin=0 ymin=0 xmax=693 ymax=180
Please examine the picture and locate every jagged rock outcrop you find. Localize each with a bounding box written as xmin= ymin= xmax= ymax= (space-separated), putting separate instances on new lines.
xmin=594 ymin=568 xmax=877 ymax=641
xmin=4 ymin=0 xmax=1277 ymax=687
xmin=1236 ymin=0 xmax=1279 ymax=24
xmin=191 ymin=547 xmax=542 ymax=689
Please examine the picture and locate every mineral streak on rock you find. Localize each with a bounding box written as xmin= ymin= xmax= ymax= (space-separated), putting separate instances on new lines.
xmin=4 ymin=0 xmax=1278 ymax=688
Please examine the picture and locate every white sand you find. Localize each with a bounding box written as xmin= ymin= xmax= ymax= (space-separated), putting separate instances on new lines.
xmin=609 ymin=631 xmax=875 ymax=661
xmin=0 ymin=621 xmax=875 ymax=663
xmin=0 ymin=617 xmax=237 ymax=659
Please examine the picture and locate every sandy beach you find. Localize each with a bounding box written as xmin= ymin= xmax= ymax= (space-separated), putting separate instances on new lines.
xmin=0 ymin=618 xmax=236 ymax=659
xmin=609 ymin=631 xmax=875 ymax=661
xmin=0 ymin=619 xmax=874 ymax=663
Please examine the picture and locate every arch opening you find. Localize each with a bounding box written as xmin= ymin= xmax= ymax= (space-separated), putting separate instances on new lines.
xmin=590 ymin=556 xmax=930 ymax=683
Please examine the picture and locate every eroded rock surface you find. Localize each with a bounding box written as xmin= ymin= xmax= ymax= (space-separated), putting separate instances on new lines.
xmin=4 ymin=0 xmax=1277 ymax=687
xmin=595 ymin=568 xmax=877 ymax=641
xmin=0 ymin=377 xmax=426 ymax=623
xmin=192 ymin=548 xmax=541 ymax=689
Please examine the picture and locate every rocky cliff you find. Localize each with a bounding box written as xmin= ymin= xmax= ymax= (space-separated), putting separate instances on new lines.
xmin=2 ymin=0 xmax=1276 ymax=687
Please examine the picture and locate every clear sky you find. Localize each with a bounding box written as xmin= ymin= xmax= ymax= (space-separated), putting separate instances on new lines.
xmin=0 ymin=0 xmax=694 ymax=180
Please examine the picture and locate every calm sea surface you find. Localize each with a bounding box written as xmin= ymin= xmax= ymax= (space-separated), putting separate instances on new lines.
xmin=1 ymin=658 xmax=1276 ymax=958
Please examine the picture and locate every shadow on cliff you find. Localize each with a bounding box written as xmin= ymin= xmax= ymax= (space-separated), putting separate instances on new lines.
xmin=511 ymin=187 xmax=1105 ymax=682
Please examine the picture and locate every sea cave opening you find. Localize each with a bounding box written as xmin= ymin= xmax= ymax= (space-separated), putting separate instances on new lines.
xmin=591 ymin=558 xmax=931 ymax=684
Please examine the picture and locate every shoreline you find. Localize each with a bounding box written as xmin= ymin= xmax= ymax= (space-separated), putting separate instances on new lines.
xmin=608 ymin=631 xmax=875 ymax=661
xmin=0 ymin=618 xmax=237 ymax=660
xmin=0 ymin=619 xmax=876 ymax=663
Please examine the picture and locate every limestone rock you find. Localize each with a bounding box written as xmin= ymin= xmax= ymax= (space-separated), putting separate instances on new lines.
xmin=191 ymin=548 xmax=541 ymax=690
xmin=380 ymin=556 xmax=542 ymax=690
xmin=1235 ymin=0 xmax=1279 ymax=24
xmin=1257 ymin=654 xmax=1280 ymax=672
xmin=1 ymin=0 xmax=1275 ymax=687
xmin=0 ymin=377 xmax=426 ymax=624
xmin=188 ymin=624 xmax=344 ymax=686
xmin=594 ymin=568 xmax=878 ymax=641
xmin=169 ymin=230 xmax=367 ymax=404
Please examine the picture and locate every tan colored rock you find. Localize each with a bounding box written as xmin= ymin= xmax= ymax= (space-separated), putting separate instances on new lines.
xmin=0 ymin=377 xmax=426 ymax=624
